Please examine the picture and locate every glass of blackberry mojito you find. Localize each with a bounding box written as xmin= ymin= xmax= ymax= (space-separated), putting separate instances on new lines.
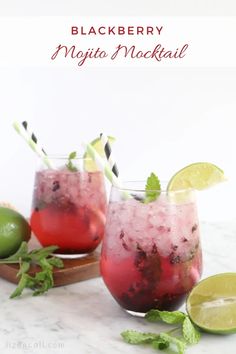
xmin=30 ymin=156 xmax=107 ymax=257
xmin=100 ymin=182 xmax=202 ymax=315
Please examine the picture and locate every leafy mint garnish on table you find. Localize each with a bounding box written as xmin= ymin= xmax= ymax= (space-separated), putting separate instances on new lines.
xmin=144 ymin=172 xmax=161 ymax=203
xmin=0 ymin=242 xmax=64 ymax=298
xmin=66 ymin=151 xmax=78 ymax=172
xmin=121 ymin=309 xmax=200 ymax=354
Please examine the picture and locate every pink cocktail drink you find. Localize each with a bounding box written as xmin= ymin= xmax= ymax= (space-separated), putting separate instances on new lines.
xmin=101 ymin=187 xmax=202 ymax=314
xmin=30 ymin=159 xmax=107 ymax=256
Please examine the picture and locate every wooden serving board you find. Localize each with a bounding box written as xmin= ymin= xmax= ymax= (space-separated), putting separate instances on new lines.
xmin=0 ymin=237 xmax=101 ymax=287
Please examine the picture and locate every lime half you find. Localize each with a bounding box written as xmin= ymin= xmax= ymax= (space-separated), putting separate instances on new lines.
xmin=84 ymin=135 xmax=115 ymax=172
xmin=167 ymin=162 xmax=225 ymax=191
xmin=186 ymin=273 xmax=236 ymax=334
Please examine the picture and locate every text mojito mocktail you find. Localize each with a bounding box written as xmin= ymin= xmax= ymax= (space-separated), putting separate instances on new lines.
xmin=101 ymin=190 xmax=202 ymax=313
xmin=31 ymin=165 xmax=107 ymax=255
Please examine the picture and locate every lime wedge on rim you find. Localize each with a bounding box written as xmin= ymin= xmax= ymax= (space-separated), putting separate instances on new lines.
xmin=84 ymin=135 xmax=115 ymax=172
xmin=186 ymin=273 xmax=236 ymax=334
xmin=167 ymin=162 xmax=225 ymax=191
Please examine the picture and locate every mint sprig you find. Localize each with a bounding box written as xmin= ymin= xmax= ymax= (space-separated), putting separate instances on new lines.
xmin=144 ymin=172 xmax=161 ymax=203
xmin=121 ymin=309 xmax=201 ymax=354
xmin=0 ymin=242 xmax=64 ymax=298
xmin=66 ymin=151 xmax=78 ymax=172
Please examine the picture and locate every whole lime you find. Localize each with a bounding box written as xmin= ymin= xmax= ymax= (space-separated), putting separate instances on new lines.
xmin=0 ymin=207 xmax=31 ymax=258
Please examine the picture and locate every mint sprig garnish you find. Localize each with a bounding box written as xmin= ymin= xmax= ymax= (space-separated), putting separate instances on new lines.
xmin=0 ymin=242 xmax=64 ymax=298
xmin=66 ymin=151 xmax=78 ymax=172
xmin=144 ymin=172 xmax=161 ymax=203
xmin=121 ymin=309 xmax=201 ymax=354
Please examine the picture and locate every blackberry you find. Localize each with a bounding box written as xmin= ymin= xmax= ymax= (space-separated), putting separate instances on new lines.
xmin=169 ymin=252 xmax=181 ymax=264
xmin=52 ymin=180 xmax=60 ymax=192
xmin=192 ymin=224 xmax=198 ymax=233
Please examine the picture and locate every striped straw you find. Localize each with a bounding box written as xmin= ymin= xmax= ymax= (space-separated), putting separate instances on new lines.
xmin=83 ymin=141 xmax=124 ymax=189
xmin=100 ymin=133 xmax=119 ymax=177
xmin=13 ymin=121 xmax=53 ymax=168
xmin=22 ymin=121 xmax=47 ymax=155
xmin=97 ymin=135 xmax=143 ymax=202
xmin=84 ymin=141 xmax=134 ymax=200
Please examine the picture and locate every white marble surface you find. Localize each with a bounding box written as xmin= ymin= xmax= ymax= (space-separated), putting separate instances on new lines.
xmin=0 ymin=220 xmax=236 ymax=354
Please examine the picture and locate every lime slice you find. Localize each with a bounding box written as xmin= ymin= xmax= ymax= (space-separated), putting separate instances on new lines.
xmin=167 ymin=162 xmax=225 ymax=191
xmin=186 ymin=273 xmax=236 ymax=334
xmin=84 ymin=136 xmax=115 ymax=172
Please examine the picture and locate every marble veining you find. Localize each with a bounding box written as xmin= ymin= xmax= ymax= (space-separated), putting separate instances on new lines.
xmin=0 ymin=220 xmax=236 ymax=354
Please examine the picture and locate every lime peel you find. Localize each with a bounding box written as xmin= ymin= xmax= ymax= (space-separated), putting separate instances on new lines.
xmin=186 ymin=273 xmax=236 ymax=334
xmin=0 ymin=207 xmax=31 ymax=258
xmin=167 ymin=162 xmax=226 ymax=192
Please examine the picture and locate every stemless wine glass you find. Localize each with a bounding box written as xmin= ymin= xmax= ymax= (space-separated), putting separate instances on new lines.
xmin=30 ymin=156 xmax=107 ymax=258
xmin=101 ymin=182 xmax=202 ymax=316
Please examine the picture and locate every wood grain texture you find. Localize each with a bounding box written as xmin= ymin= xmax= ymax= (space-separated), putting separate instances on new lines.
xmin=0 ymin=252 xmax=100 ymax=287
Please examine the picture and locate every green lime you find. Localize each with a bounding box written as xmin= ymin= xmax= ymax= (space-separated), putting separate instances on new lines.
xmin=0 ymin=207 xmax=31 ymax=258
xmin=84 ymin=135 xmax=115 ymax=172
xmin=167 ymin=162 xmax=225 ymax=191
xmin=186 ymin=273 xmax=236 ymax=334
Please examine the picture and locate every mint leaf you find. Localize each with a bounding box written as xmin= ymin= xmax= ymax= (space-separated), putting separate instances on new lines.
xmin=146 ymin=309 xmax=186 ymax=324
xmin=145 ymin=309 xmax=162 ymax=322
xmin=17 ymin=261 xmax=30 ymax=277
xmin=10 ymin=273 xmax=34 ymax=299
xmin=121 ymin=330 xmax=159 ymax=344
xmin=33 ymin=270 xmax=54 ymax=296
xmin=0 ymin=242 xmax=29 ymax=263
xmin=121 ymin=330 xmax=185 ymax=354
xmin=152 ymin=338 xmax=170 ymax=350
xmin=144 ymin=172 xmax=161 ymax=203
xmin=31 ymin=258 xmax=54 ymax=296
xmin=47 ymin=257 xmax=64 ymax=268
xmin=121 ymin=310 xmax=201 ymax=353
xmin=182 ymin=317 xmax=201 ymax=344
xmin=29 ymin=245 xmax=59 ymax=262
xmin=69 ymin=151 xmax=77 ymax=159
xmin=66 ymin=151 xmax=78 ymax=172
xmin=0 ymin=242 xmax=64 ymax=299
xmin=159 ymin=333 xmax=186 ymax=354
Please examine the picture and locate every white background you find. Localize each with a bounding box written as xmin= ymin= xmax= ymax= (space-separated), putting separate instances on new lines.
xmin=1 ymin=0 xmax=236 ymax=17
xmin=0 ymin=1 xmax=236 ymax=221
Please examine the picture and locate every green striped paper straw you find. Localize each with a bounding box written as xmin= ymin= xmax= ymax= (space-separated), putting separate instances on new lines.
xmin=100 ymin=133 xmax=119 ymax=177
xmin=13 ymin=121 xmax=53 ymax=168
xmin=86 ymin=140 xmax=144 ymax=201
xmin=83 ymin=141 xmax=123 ymax=188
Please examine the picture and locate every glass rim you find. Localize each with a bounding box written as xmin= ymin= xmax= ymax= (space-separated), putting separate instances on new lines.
xmin=111 ymin=180 xmax=195 ymax=194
